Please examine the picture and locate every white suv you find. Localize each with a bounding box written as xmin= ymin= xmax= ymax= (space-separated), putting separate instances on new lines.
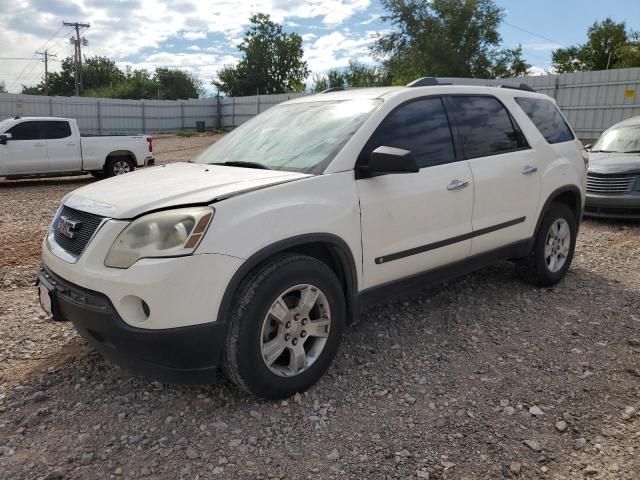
xmin=39 ymin=78 xmax=587 ymax=399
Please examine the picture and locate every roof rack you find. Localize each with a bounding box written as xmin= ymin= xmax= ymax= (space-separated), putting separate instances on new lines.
xmin=320 ymin=87 xmax=345 ymax=94
xmin=407 ymin=77 xmax=535 ymax=92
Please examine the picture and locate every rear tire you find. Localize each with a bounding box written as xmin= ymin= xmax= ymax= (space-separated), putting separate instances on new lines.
xmin=105 ymin=156 xmax=134 ymax=177
xmin=224 ymin=254 xmax=345 ymax=399
xmin=516 ymin=202 xmax=577 ymax=286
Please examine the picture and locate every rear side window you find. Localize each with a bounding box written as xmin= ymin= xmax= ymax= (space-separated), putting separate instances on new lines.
xmin=7 ymin=121 xmax=41 ymax=140
xmin=44 ymin=121 xmax=72 ymax=139
xmin=365 ymin=97 xmax=455 ymax=168
xmin=449 ymin=96 xmax=523 ymax=159
xmin=515 ymin=97 xmax=574 ymax=144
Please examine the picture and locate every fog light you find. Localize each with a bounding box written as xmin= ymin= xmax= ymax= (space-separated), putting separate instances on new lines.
xmin=120 ymin=295 xmax=151 ymax=323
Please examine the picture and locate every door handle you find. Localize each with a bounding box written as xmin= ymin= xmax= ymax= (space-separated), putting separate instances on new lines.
xmin=34 ymin=143 xmax=45 ymax=147
xmin=66 ymin=142 xmax=77 ymax=146
xmin=447 ymin=179 xmax=469 ymax=191
xmin=522 ymin=165 xmax=538 ymax=175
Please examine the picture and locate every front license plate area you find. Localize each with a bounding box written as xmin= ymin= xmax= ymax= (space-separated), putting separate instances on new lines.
xmin=38 ymin=281 xmax=53 ymax=317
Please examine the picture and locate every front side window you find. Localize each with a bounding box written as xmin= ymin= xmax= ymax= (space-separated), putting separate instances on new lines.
xmin=591 ymin=126 xmax=640 ymax=154
xmin=44 ymin=121 xmax=72 ymax=140
xmin=515 ymin=97 xmax=574 ymax=144
xmin=450 ymin=96 xmax=522 ymax=159
xmin=194 ymin=99 xmax=382 ymax=174
xmin=7 ymin=121 xmax=41 ymax=141
xmin=363 ymin=97 xmax=455 ymax=168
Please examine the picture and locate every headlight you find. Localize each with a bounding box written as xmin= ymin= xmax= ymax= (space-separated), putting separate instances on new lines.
xmin=105 ymin=207 xmax=214 ymax=269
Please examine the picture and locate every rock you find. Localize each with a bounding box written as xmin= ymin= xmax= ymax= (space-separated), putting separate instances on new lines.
xmin=503 ymin=406 xmax=515 ymax=416
xmin=31 ymin=391 xmax=48 ymax=403
xmin=499 ymin=399 xmax=509 ymax=407
xmin=228 ymin=439 xmax=242 ymax=448
xmin=80 ymin=452 xmax=94 ymax=465
xmin=249 ymin=410 xmax=262 ymax=420
xmin=140 ymin=466 xmax=151 ymax=476
xmin=555 ymin=421 xmax=567 ymax=432
xmin=212 ymin=421 xmax=228 ymax=430
xmin=0 ymin=446 xmax=15 ymax=456
xmin=23 ymin=413 xmax=40 ymax=427
xmin=326 ymin=448 xmax=340 ymax=462
xmin=114 ymin=467 xmax=123 ymax=475
xmin=44 ymin=469 xmax=66 ymax=480
xmin=509 ymin=462 xmax=522 ymax=475
xmin=416 ymin=470 xmax=430 ymax=479
xmin=417 ymin=377 xmax=427 ymax=385
xmin=523 ymin=440 xmax=541 ymax=452
xmin=185 ymin=446 xmax=198 ymax=459
xmin=583 ymin=465 xmax=599 ymax=475
xmin=540 ymin=466 xmax=548 ymax=473
xmin=622 ymin=406 xmax=636 ymax=421
xmin=163 ymin=416 xmax=174 ymax=426
xmin=529 ymin=406 xmax=544 ymax=417
xmin=628 ymin=338 xmax=640 ymax=347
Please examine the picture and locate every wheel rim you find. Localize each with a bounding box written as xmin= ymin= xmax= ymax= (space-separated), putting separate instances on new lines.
xmin=544 ymin=218 xmax=571 ymax=273
xmin=113 ymin=160 xmax=131 ymax=175
xmin=260 ymin=283 xmax=331 ymax=377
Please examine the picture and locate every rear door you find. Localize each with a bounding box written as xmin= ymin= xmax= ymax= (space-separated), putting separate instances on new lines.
xmin=447 ymin=95 xmax=541 ymax=256
xmin=2 ymin=121 xmax=48 ymax=175
xmin=43 ymin=120 xmax=81 ymax=172
xmin=357 ymin=96 xmax=474 ymax=289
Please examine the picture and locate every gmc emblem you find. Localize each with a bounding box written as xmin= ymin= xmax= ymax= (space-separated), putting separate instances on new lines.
xmin=56 ymin=216 xmax=82 ymax=239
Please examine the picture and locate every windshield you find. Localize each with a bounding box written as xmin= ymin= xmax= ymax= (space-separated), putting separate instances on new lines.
xmin=0 ymin=118 xmax=14 ymax=133
xmin=592 ymin=126 xmax=640 ymax=153
xmin=194 ymin=99 xmax=382 ymax=173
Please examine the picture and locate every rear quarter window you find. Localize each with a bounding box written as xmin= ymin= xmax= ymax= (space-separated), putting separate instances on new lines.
xmin=515 ymin=97 xmax=574 ymax=144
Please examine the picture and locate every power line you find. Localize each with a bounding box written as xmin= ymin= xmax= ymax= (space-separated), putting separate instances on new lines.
xmin=503 ymin=21 xmax=567 ymax=48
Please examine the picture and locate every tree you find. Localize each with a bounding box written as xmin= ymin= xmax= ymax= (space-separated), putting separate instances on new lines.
xmin=313 ymin=60 xmax=391 ymax=92
xmin=0 ymin=81 xmax=6 ymax=93
xmin=213 ymin=13 xmax=309 ymax=96
xmin=552 ymin=18 xmax=640 ymax=72
xmin=154 ymin=68 xmax=203 ymax=99
xmin=373 ymin=0 xmax=531 ymax=83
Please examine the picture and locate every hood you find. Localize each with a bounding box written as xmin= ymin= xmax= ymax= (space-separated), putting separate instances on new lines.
xmin=63 ymin=162 xmax=311 ymax=218
xmin=588 ymin=152 xmax=640 ymax=175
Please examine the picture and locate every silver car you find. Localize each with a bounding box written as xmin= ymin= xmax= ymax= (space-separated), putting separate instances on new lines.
xmin=585 ymin=116 xmax=640 ymax=219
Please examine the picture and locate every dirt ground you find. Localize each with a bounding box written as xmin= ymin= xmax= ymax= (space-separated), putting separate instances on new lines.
xmin=0 ymin=135 xmax=639 ymax=480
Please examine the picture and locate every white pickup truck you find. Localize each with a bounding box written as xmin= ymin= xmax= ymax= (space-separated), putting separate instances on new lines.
xmin=0 ymin=116 xmax=155 ymax=179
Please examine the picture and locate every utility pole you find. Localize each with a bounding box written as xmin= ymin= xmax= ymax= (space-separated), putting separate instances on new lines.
xmin=63 ymin=21 xmax=90 ymax=96
xmin=35 ymin=50 xmax=56 ymax=95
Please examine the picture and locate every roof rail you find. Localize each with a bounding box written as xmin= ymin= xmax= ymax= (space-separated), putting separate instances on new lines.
xmin=320 ymin=87 xmax=345 ymax=93
xmin=407 ymin=77 xmax=535 ymax=92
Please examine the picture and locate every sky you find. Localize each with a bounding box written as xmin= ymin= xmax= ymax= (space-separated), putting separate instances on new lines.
xmin=0 ymin=0 xmax=638 ymax=95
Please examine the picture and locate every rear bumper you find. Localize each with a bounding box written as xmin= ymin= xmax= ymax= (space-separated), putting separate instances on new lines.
xmin=39 ymin=265 xmax=226 ymax=384
xmin=144 ymin=156 xmax=155 ymax=167
xmin=584 ymin=192 xmax=640 ymax=219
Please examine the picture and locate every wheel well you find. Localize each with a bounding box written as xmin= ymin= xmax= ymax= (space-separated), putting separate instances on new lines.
xmin=106 ymin=151 xmax=136 ymax=166
xmin=552 ymin=189 xmax=581 ymax=220
xmin=284 ymin=242 xmax=356 ymax=322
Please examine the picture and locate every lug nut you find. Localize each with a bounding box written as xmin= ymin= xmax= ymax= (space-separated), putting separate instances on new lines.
xmin=285 ymin=334 xmax=291 ymax=341
xmin=300 ymin=330 xmax=307 ymax=338
xmin=292 ymin=338 xmax=298 ymax=345
xmin=301 ymin=318 xmax=308 ymax=325
xmin=286 ymin=321 xmax=291 ymax=328
xmin=294 ymin=314 xmax=300 ymax=321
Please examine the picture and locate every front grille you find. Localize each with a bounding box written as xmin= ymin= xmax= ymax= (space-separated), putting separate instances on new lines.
xmin=53 ymin=205 xmax=104 ymax=257
xmin=586 ymin=173 xmax=635 ymax=195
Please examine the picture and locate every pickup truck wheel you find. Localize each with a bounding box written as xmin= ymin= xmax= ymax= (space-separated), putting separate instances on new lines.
xmin=105 ymin=157 xmax=134 ymax=177
xmin=516 ymin=202 xmax=577 ymax=286
xmin=224 ymin=253 xmax=345 ymax=399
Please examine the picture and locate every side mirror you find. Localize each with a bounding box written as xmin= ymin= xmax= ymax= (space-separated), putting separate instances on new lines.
xmin=366 ymin=146 xmax=419 ymax=175
xmin=584 ymin=143 xmax=592 ymax=151
xmin=0 ymin=134 xmax=9 ymax=145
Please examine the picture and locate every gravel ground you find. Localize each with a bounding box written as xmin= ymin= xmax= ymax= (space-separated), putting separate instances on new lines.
xmin=1 ymin=135 xmax=639 ymax=479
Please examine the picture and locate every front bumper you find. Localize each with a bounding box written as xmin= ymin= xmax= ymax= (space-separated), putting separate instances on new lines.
xmin=39 ymin=265 xmax=226 ymax=383
xmin=584 ymin=192 xmax=640 ymax=219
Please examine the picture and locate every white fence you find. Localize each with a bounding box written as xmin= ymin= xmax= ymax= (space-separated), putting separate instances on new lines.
xmin=521 ymin=67 xmax=640 ymax=140
xmin=1 ymin=68 xmax=639 ymax=139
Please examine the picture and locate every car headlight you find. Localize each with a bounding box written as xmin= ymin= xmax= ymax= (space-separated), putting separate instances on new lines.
xmin=105 ymin=207 xmax=214 ymax=269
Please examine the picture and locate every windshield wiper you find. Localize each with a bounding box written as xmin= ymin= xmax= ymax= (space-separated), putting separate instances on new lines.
xmin=211 ymin=161 xmax=271 ymax=170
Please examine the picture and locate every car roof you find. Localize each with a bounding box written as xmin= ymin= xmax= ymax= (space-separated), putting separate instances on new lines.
xmin=284 ymin=84 xmax=549 ymax=105
xmin=608 ymin=115 xmax=640 ymax=129
xmin=8 ymin=116 xmax=70 ymax=121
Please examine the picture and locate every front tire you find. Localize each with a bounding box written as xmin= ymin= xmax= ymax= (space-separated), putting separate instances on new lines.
xmin=516 ymin=202 xmax=577 ymax=286
xmin=224 ymin=254 xmax=345 ymax=399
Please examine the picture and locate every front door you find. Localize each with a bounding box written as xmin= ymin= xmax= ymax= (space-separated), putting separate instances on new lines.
xmin=357 ymin=97 xmax=474 ymax=289
xmin=1 ymin=121 xmax=48 ymax=175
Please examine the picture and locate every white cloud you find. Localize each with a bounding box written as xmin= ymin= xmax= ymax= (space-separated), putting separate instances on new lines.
xmin=182 ymin=31 xmax=208 ymax=41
